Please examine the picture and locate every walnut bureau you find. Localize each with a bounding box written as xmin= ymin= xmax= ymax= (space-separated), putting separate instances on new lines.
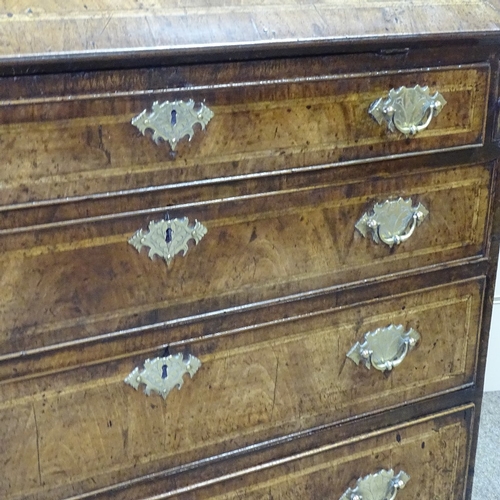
xmin=1 ymin=2 xmax=500 ymax=499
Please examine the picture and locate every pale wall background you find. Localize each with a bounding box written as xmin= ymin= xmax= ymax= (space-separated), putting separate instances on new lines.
xmin=484 ymin=264 xmax=500 ymax=391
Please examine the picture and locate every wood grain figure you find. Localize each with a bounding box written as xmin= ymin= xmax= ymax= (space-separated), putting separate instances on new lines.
xmin=1 ymin=1 xmax=500 ymax=499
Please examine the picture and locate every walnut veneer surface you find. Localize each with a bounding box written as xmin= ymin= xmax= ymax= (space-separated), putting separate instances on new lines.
xmin=1 ymin=2 xmax=500 ymax=499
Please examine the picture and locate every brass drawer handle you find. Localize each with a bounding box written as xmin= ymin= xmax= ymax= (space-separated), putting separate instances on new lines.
xmin=132 ymin=99 xmax=214 ymax=150
xmin=369 ymin=85 xmax=446 ymax=137
xmin=347 ymin=324 xmax=420 ymax=372
xmin=125 ymin=353 xmax=201 ymax=399
xmin=129 ymin=216 xmax=207 ymax=265
xmin=355 ymin=197 xmax=428 ymax=248
xmin=340 ymin=469 xmax=410 ymax=500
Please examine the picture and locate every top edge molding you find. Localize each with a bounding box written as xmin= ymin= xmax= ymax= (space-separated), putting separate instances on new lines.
xmin=1 ymin=1 xmax=500 ymax=69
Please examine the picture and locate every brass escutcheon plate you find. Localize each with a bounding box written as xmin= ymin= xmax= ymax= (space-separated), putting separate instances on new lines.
xmin=124 ymin=353 xmax=202 ymax=400
xmin=129 ymin=217 xmax=207 ymax=266
xmin=132 ymin=99 xmax=214 ymax=150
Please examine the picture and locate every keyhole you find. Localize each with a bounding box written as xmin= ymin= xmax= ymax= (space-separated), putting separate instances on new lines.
xmin=166 ymin=227 xmax=173 ymax=244
xmin=161 ymin=365 xmax=168 ymax=379
xmin=171 ymin=109 xmax=177 ymax=126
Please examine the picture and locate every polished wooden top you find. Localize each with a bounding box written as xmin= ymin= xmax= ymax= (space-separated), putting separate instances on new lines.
xmin=1 ymin=0 xmax=500 ymax=65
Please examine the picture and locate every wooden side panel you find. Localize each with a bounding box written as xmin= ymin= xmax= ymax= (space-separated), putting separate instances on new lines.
xmin=0 ymin=163 xmax=491 ymax=364
xmin=0 ymin=279 xmax=482 ymax=499
xmin=0 ymin=64 xmax=488 ymax=204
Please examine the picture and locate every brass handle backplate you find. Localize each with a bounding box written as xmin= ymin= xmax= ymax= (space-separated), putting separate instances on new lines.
xmin=355 ymin=197 xmax=428 ymax=248
xmin=340 ymin=469 xmax=410 ymax=500
xmin=369 ymin=84 xmax=446 ymax=137
xmin=347 ymin=324 xmax=420 ymax=372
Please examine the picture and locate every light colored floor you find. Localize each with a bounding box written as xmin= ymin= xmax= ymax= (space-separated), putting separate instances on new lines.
xmin=471 ymin=391 xmax=500 ymax=499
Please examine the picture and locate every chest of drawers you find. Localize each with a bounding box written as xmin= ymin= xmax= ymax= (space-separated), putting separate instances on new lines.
xmin=1 ymin=2 xmax=500 ymax=499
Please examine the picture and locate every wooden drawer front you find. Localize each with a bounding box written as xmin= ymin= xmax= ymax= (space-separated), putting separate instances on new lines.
xmin=0 ymin=163 xmax=491 ymax=362
xmin=144 ymin=406 xmax=474 ymax=500
xmin=0 ymin=62 xmax=489 ymax=205
xmin=0 ymin=279 xmax=482 ymax=499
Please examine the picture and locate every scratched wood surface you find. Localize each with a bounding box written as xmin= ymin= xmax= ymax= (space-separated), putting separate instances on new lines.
xmin=1 ymin=1 xmax=500 ymax=63
xmin=132 ymin=406 xmax=474 ymax=500
xmin=0 ymin=278 xmax=481 ymax=499
xmin=0 ymin=3 xmax=499 ymax=500
xmin=0 ymin=162 xmax=491 ymax=379
xmin=0 ymin=62 xmax=489 ymax=205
